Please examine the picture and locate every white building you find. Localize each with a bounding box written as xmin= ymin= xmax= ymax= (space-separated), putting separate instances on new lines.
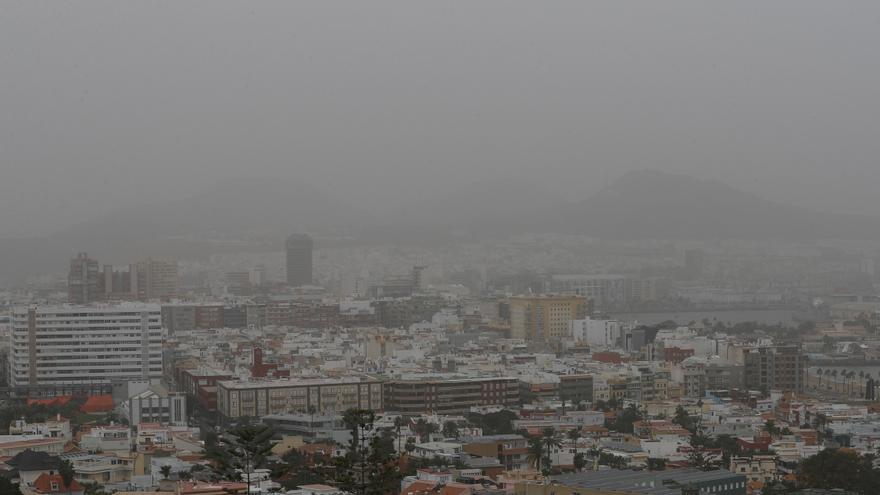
xmin=79 ymin=426 xmax=131 ymax=452
xmin=10 ymin=304 xmax=163 ymax=387
xmin=123 ymin=385 xmax=187 ymax=427
xmin=8 ymin=416 xmax=71 ymax=441
xmin=569 ymin=318 xmax=622 ymax=349
xmin=654 ymin=327 xmax=718 ymax=358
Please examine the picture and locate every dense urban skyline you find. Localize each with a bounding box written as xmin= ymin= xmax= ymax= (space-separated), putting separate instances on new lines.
xmin=3 ymin=2 xmax=880 ymax=495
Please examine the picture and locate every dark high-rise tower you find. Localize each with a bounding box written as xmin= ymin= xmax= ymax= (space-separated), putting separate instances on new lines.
xmin=68 ymin=252 xmax=100 ymax=304
xmin=286 ymin=234 xmax=313 ymax=286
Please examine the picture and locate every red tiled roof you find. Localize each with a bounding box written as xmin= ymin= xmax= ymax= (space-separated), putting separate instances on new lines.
xmin=80 ymin=395 xmax=114 ymax=413
xmin=440 ymin=484 xmax=472 ymax=495
xmin=33 ymin=473 xmax=83 ymax=494
xmin=402 ymin=481 xmax=438 ymax=494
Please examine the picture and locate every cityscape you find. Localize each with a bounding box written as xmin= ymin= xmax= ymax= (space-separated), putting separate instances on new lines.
xmin=3 ymin=3 xmax=880 ymax=495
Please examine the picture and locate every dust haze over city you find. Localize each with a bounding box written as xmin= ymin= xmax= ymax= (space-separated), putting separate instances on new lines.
xmin=2 ymin=2 xmax=880 ymax=495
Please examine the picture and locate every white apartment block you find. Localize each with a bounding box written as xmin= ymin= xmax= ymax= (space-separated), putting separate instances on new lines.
xmin=569 ymin=318 xmax=622 ymax=349
xmin=10 ymin=304 xmax=162 ymax=387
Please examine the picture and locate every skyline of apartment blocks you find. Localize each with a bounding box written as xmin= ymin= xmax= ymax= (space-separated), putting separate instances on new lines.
xmin=10 ymin=304 xmax=163 ymax=388
xmin=216 ymin=377 xmax=382 ymax=420
xmin=67 ymin=253 xmax=178 ymax=302
xmin=285 ymin=233 xmax=313 ymax=286
xmin=161 ymin=303 xmax=224 ymax=334
xmin=509 ymin=294 xmax=587 ymax=342
xmin=549 ymin=274 xmax=666 ymax=308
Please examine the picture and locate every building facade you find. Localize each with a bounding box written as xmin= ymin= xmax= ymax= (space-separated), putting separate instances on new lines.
xmin=133 ymin=258 xmax=178 ymax=300
xmin=9 ymin=304 xmax=163 ymax=388
xmin=216 ymin=377 xmax=382 ymax=420
xmin=383 ymin=376 xmax=519 ymax=415
xmin=126 ymin=387 xmax=187 ymax=427
xmin=743 ymin=345 xmax=805 ymax=392
xmin=161 ymin=303 xmax=224 ymax=334
xmin=549 ymin=275 xmax=626 ymax=308
xmin=509 ymin=295 xmax=587 ymax=342
xmin=559 ymin=374 xmax=594 ymax=404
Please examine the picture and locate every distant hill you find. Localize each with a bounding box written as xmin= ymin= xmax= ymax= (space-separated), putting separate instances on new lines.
xmin=366 ymin=177 xmax=567 ymax=241
xmin=561 ymin=170 xmax=880 ymax=240
xmin=0 ymin=177 xmax=369 ymax=284
xmin=2 ymin=170 xmax=879 ymax=285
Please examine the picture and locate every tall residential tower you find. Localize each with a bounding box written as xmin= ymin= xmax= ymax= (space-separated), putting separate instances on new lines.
xmin=286 ymin=234 xmax=313 ymax=286
xmin=68 ymin=253 xmax=100 ymax=304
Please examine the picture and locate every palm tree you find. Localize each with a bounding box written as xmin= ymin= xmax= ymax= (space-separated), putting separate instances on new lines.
xmin=442 ymin=421 xmax=460 ymax=439
xmin=414 ymin=418 xmax=437 ymax=442
xmin=393 ymin=416 xmax=405 ymax=453
xmin=567 ymin=429 xmax=581 ymax=443
xmin=160 ymin=465 xmax=172 ymax=480
xmin=541 ymin=427 xmax=562 ymax=476
xmin=527 ymin=437 xmax=544 ymax=472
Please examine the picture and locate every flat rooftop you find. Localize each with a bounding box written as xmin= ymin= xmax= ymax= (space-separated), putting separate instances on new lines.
xmin=551 ymin=468 xmax=746 ymax=495
xmin=218 ymin=376 xmax=377 ymax=389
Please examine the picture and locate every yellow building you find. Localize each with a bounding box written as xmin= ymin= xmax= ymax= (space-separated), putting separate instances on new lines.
xmin=509 ymin=295 xmax=587 ymax=342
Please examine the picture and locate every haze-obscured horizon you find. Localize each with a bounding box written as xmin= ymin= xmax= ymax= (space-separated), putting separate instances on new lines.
xmin=2 ymin=1 xmax=880 ymax=238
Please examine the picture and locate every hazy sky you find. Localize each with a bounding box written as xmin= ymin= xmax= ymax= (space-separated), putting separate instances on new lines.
xmin=2 ymin=1 xmax=879 ymax=237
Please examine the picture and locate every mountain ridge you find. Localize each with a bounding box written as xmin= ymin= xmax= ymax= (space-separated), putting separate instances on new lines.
xmin=1 ymin=170 xmax=878 ymax=284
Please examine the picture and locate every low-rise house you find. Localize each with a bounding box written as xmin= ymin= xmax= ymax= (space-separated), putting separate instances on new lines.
xmin=730 ymin=455 xmax=780 ymax=484
xmin=462 ymin=435 xmax=529 ymax=471
xmin=770 ymin=438 xmax=820 ymax=463
xmin=512 ymin=411 xmax=604 ymax=435
xmin=9 ymin=417 xmax=71 ymax=442
xmin=65 ymin=452 xmax=134 ymax=486
xmin=0 ymin=437 xmax=66 ymax=456
xmin=633 ymin=420 xmax=691 ymax=441
xmin=597 ymin=440 xmax=648 ymax=467
xmin=79 ymin=426 xmax=131 ymax=452
xmin=135 ymin=424 xmax=173 ymax=452
xmin=409 ymin=441 xmax=463 ymax=460
xmin=30 ymin=473 xmax=83 ymax=495
xmin=5 ymin=450 xmax=61 ymax=486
